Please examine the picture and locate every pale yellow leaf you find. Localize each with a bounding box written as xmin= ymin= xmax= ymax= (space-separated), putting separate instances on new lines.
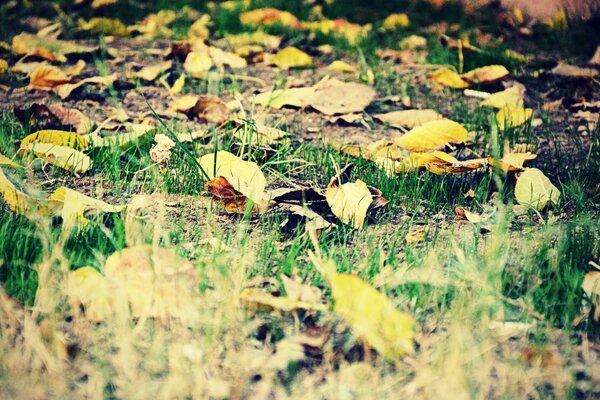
xmin=20 ymin=143 xmax=92 ymax=173
xmin=396 ymin=119 xmax=468 ymax=152
xmin=0 ymin=168 xmax=61 ymax=217
xmin=240 ymin=288 xmax=327 ymax=312
xmin=20 ymin=130 xmax=89 ymax=151
xmin=327 ymin=60 xmax=357 ymax=73
xmin=480 ymin=85 xmax=524 ymax=109
xmin=48 ymin=186 xmax=124 ymax=226
xmin=183 ymin=51 xmax=212 ymax=78
xmin=239 ymin=8 xmax=301 ymax=29
xmin=67 ymin=267 xmax=112 ymax=322
xmin=133 ymin=60 xmax=172 ymax=81
xmin=461 ymin=65 xmax=509 ymax=84
xmin=268 ymin=47 xmax=313 ymax=70
xmin=429 ymin=68 xmax=469 ymax=89
xmin=496 ymin=107 xmax=533 ymax=130
xmin=374 ymin=109 xmax=442 ymax=129
xmin=326 ymin=178 xmax=372 ymax=229
xmin=514 ymin=168 xmax=560 ymax=211
xmin=255 ymin=86 xmax=316 ymax=109
xmin=327 ymin=273 xmax=414 ymax=360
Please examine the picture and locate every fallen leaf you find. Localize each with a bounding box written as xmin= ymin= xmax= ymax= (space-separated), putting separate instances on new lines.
xmin=326 ymin=176 xmax=372 ymax=229
xmin=150 ymin=134 xmax=175 ymax=164
xmin=54 ymin=73 xmax=118 ymax=99
xmin=399 ymin=34 xmax=427 ymax=50
xmin=327 ymin=60 xmax=357 ymax=73
xmin=488 ymin=151 xmax=536 ymax=172
xmin=240 ymin=8 xmax=301 ymax=29
xmin=231 ymin=120 xmax=288 ymax=145
xmin=267 ymin=47 xmax=313 ymax=70
xmin=198 ymin=151 xmax=269 ymax=213
xmin=85 ymin=123 xmax=155 ymax=149
xmin=0 ymin=59 xmax=8 ymax=77
xmin=326 ymin=272 xmax=414 ymax=360
xmin=240 ymin=288 xmax=326 ymax=313
xmin=78 ymin=17 xmax=129 ymax=37
xmin=209 ymin=47 xmax=247 ymax=69
xmin=29 ymin=65 xmax=71 ymax=89
xmin=582 ymin=271 xmax=600 ymax=320
xmin=183 ymin=51 xmax=212 ymax=77
xmin=19 ymin=143 xmax=92 ymax=173
xmin=496 ymin=108 xmax=533 ymax=130
xmin=382 ymin=13 xmax=410 ymax=29
xmin=514 ymin=168 xmax=560 ymax=211
xmin=310 ymin=78 xmax=375 ymax=115
xmin=374 ymin=109 xmax=442 ymax=129
xmin=405 ymin=226 xmax=429 ymax=244
xmin=461 ymin=65 xmax=509 ymax=84
xmin=396 ymin=119 xmax=468 ymax=152
xmin=480 ymin=85 xmax=524 ymax=109
xmin=20 ymin=130 xmax=89 ymax=151
xmin=0 ymin=153 xmax=20 ymax=169
xmin=188 ymin=14 xmax=211 ymax=39
xmin=551 ymin=62 xmax=598 ymax=78
xmin=255 ymin=86 xmax=316 ymax=109
xmin=425 ymin=156 xmax=486 ymax=175
xmin=48 ymin=186 xmax=124 ymax=226
xmin=429 ymin=68 xmax=469 ymax=89
xmin=11 ymin=33 xmax=96 ymax=62
xmin=67 ymin=267 xmax=112 ymax=322
xmin=0 ymin=168 xmax=60 ymax=217
xmin=133 ymin=60 xmax=172 ymax=81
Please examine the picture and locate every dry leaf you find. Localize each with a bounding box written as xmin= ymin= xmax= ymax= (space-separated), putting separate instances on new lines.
xmin=209 ymin=47 xmax=247 ymax=69
xmin=29 ymin=65 xmax=71 ymax=89
xmin=240 ymin=8 xmax=301 ymax=29
xmin=488 ymin=151 xmax=536 ymax=173
xmin=20 ymin=130 xmax=89 ymax=151
xmin=11 ymin=32 xmax=96 ymax=62
xmin=150 ymin=134 xmax=175 ymax=164
xmin=79 ymin=17 xmax=128 ymax=37
xmin=327 ymin=60 xmax=357 ymax=73
xmin=461 ymin=65 xmax=509 ymax=84
xmin=396 ymin=119 xmax=468 ymax=152
xmin=54 ymin=73 xmax=118 ymax=99
xmin=405 ymin=226 xmax=429 ymax=244
xmin=198 ymin=151 xmax=269 ymax=213
xmin=0 ymin=168 xmax=61 ymax=217
xmin=240 ymin=288 xmax=326 ymax=313
xmin=255 ymin=86 xmax=316 ymax=109
xmin=183 ymin=51 xmax=212 ymax=78
xmin=514 ymin=168 xmax=560 ymax=211
xmin=310 ymin=78 xmax=375 ymax=115
xmin=48 ymin=186 xmax=124 ymax=226
xmin=551 ymin=62 xmax=598 ymax=78
xmin=133 ymin=60 xmax=172 ymax=81
xmin=374 ymin=109 xmax=442 ymax=129
xmin=67 ymin=267 xmax=112 ymax=322
xmin=326 ymin=272 xmax=414 ymax=360
xmin=19 ymin=143 xmax=92 ymax=173
xmin=326 ymin=176 xmax=372 ymax=229
xmin=85 ymin=123 xmax=155 ymax=148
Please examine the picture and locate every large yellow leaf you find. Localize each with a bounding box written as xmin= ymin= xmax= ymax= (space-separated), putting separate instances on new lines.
xmin=514 ymin=168 xmax=560 ymax=211
xmin=461 ymin=65 xmax=509 ymax=84
xmin=496 ymin=107 xmax=533 ymax=130
xmin=374 ymin=109 xmax=442 ymax=129
xmin=0 ymin=153 xmax=20 ymax=169
xmin=198 ymin=151 xmax=268 ymax=212
xmin=396 ymin=119 xmax=468 ymax=152
xmin=0 ymin=168 xmax=60 ymax=217
xmin=268 ymin=47 xmax=313 ymax=70
xmin=428 ymin=68 xmax=468 ymax=89
xmin=382 ymin=13 xmax=410 ymax=29
xmin=487 ymin=151 xmax=536 ymax=173
xmin=48 ymin=186 xmax=124 ymax=227
xmin=183 ymin=51 xmax=212 ymax=78
xmin=19 ymin=143 xmax=92 ymax=173
xmin=328 ymin=273 xmax=414 ymax=360
xmin=78 ymin=17 xmax=129 ymax=37
xmin=326 ymin=178 xmax=372 ymax=229
xmin=480 ymin=85 xmax=524 ymax=109
xmin=20 ymin=130 xmax=89 ymax=151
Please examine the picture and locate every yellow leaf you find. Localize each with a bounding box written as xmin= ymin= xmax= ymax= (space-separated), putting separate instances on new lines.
xmin=29 ymin=65 xmax=71 ymax=89
xmin=327 ymin=60 xmax=357 ymax=73
xmin=209 ymin=46 xmax=247 ymax=69
xmin=11 ymin=33 xmax=96 ymax=62
xmin=382 ymin=13 xmax=410 ymax=29
xmin=183 ymin=51 xmax=212 ymax=78
xmin=78 ymin=17 xmax=129 ymax=37
xmin=327 ymin=273 xmax=414 ymax=360
xmin=20 ymin=130 xmax=89 ymax=151
xmin=188 ymin=14 xmax=211 ymax=39
xmin=396 ymin=119 xmax=468 ymax=152
xmin=85 ymin=123 xmax=155 ymax=149
xmin=133 ymin=61 xmax=172 ymax=81
xmin=0 ymin=58 xmax=7 ymax=77
xmin=255 ymin=86 xmax=316 ymax=109
xmin=405 ymin=226 xmax=429 ymax=244
xmin=326 ymin=178 xmax=372 ymax=229
xmin=496 ymin=108 xmax=533 ymax=130
xmin=54 ymin=73 xmax=118 ymax=99
xmin=222 ymin=31 xmax=282 ymax=51
xmin=48 ymin=186 xmax=124 ymax=227
xmin=170 ymin=73 xmax=185 ymax=94
xmin=514 ymin=168 xmax=560 ymax=211
xmin=67 ymin=267 xmax=112 ymax=322
xmin=425 ymin=157 xmax=486 ymax=175
xmin=480 ymin=85 xmax=524 ymax=109
xmin=198 ymin=151 xmax=268 ymax=212
xmin=240 ymin=8 xmax=301 ymax=29
xmin=399 ymin=34 xmax=427 ymax=50
xmin=461 ymin=65 xmax=509 ymax=84
xmin=240 ymin=288 xmax=327 ymax=313
xmin=488 ymin=151 xmax=536 ymax=172
xmin=0 ymin=168 xmax=60 ymax=217
xmin=0 ymin=153 xmax=20 ymax=169
xmin=429 ymin=68 xmax=469 ymax=89
xmin=19 ymin=143 xmax=92 ymax=173
xmin=268 ymin=47 xmax=313 ymax=70
xmin=375 ymin=109 xmax=442 ymax=129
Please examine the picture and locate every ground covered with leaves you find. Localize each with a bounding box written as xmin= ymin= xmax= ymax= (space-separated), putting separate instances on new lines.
xmin=0 ymin=0 xmax=599 ymax=398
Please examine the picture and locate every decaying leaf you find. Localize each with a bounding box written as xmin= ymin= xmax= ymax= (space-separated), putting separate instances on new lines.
xmin=327 ymin=272 xmax=414 ymax=360
xmin=374 ymin=109 xmax=442 ymax=129
xmin=198 ymin=151 xmax=269 ymax=213
xmin=514 ymin=168 xmax=560 ymax=211
xmin=396 ymin=119 xmax=468 ymax=152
